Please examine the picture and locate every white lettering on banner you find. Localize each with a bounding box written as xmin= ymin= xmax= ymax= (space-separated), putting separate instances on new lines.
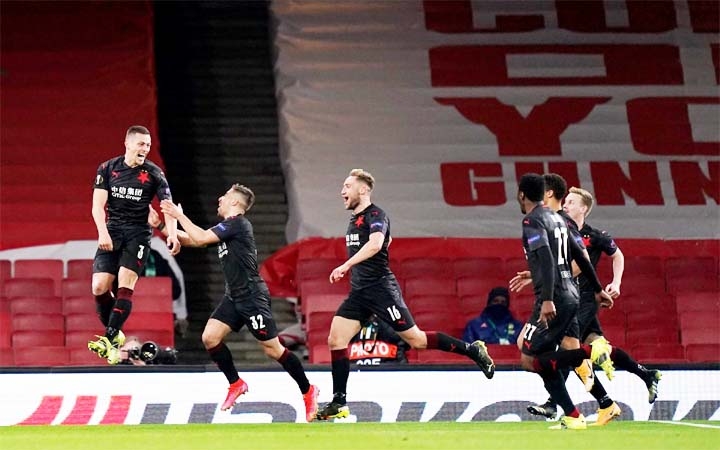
xmin=271 ymin=1 xmax=719 ymax=240
xmin=0 ymin=371 xmax=717 ymax=425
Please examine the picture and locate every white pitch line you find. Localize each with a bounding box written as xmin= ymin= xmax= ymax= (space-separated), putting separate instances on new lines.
xmin=651 ymin=420 xmax=720 ymax=429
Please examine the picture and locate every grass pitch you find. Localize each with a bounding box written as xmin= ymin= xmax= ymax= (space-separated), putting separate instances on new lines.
xmin=1 ymin=421 xmax=718 ymax=450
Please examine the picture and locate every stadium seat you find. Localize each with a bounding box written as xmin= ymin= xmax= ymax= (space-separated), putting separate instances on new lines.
xmin=623 ymin=293 xmax=676 ymax=316
xmin=453 ymin=257 xmax=506 ymax=280
xmin=3 ymin=278 xmax=55 ymax=298
xmin=597 ymin=304 xmax=626 ymax=326
xmin=134 ymin=277 xmax=172 ymax=297
xmin=626 ymin=326 xmax=680 ymax=347
xmin=395 ymin=257 xmax=454 ymax=280
xmin=0 ymin=296 xmax=9 ymax=313
xmin=679 ymin=311 xmax=720 ymax=345
xmin=309 ymin=343 xmax=331 ymax=364
xmin=626 ymin=310 xmax=677 ymax=335
xmin=296 ymin=258 xmax=344 ymax=281
xmin=65 ymin=313 xmax=101 ymax=333
xmin=406 ymin=295 xmax=461 ymax=315
xmin=305 ymin=311 xmax=334 ymax=348
xmin=125 ymin=329 xmax=174 ymax=348
xmin=600 ymin=323 xmax=626 ymax=347
xmin=12 ymin=313 xmax=64 ymax=332
xmin=9 ymin=296 xmax=63 ymax=315
xmin=630 ymin=343 xmax=686 ymax=363
xmin=0 ymin=312 xmax=11 ymax=348
xmin=66 ymin=259 xmax=94 ymax=279
xmin=13 ymin=329 xmax=65 ymax=348
xmin=674 ymin=291 xmax=720 ymax=313
xmin=459 ymin=295 xmax=488 ymax=317
xmin=625 ymin=256 xmax=665 ymax=278
xmin=485 ymin=344 xmax=519 ymax=365
xmin=13 ymin=259 xmax=64 ymax=296
xmin=665 ymin=256 xmax=720 ymax=293
xmin=63 ymin=296 xmax=96 ymax=315
xmin=65 ymin=330 xmax=95 ymax=349
xmin=13 ymin=346 xmax=69 ymax=366
xmin=510 ymin=294 xmax=535 ymax=322
xmin=123 ymin=312 xmax=174 ymax=331
xmin=621 ymin=275 xmax=667 ymax=296
xmin=684 ymin=344 xmax=720 ymax=363
xmin=302 ymin=293 xmax=344 ymax=316
xmin=412 ymin=309 xmax=464 ymax=339
xmin=62 ymin=279 xmax=90 ymax=299
xmin=132 ymin=294 xmax=172 ymax=313
xmin=299 ymin=278 xmax=349 ymax=297
xmin=456 ymin=277 xmax=507 ymax=298
xmin=414 ymin=350 xmax=473 ymax=365
xmin=0 ymin=348 xmax=13 ymax=366
xmin=0 ymin=260 xmax=11 ymax=282
xmin=68 ymin=348 xmax=106 ymax=366
xmin=405 ymin=277 xmax=456 ymax=297
xmin=504 ymin=257 xmax=528 ymax=275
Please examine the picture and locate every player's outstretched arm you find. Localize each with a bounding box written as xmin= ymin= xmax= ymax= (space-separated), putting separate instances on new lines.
xmin=160 ymin=199 xmax=220 ymax=246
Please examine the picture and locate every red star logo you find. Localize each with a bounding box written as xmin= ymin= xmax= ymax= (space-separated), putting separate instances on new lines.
xmin=137 ymin=171 xmax=150 ymax=184
xmin=582 ymin=236 xmax=591 ymax=247
xmin=111 ymin=171 xmax=119 ymax=178
xmin=354 ymin=215 xmax=365 ymax=227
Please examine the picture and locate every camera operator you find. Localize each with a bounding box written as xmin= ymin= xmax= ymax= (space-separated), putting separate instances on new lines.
xmin=120 ymin=335 xmax=178 ymax=365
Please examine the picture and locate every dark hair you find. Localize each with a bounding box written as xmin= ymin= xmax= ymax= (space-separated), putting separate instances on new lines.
xmin=543 ymin=173 xmax=567 ymax=200
xmin=126 ymin=125 xmax=150 ymax=138
xmin=518 ymin=173 xmax=545 ymax=202
xmin=231 ymin=184 xmax=255 ymax=212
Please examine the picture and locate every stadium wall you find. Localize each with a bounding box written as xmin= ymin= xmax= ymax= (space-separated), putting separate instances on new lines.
xmin=0 ymin=369 xmax=718 ymax=425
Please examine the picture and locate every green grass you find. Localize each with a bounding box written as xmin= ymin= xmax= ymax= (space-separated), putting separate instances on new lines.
xmin=0 ymin=421 xmax=718 ymax=450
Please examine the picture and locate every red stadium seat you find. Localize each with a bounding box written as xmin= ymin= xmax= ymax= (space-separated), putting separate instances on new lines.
xmin=485 ymin=344 xmax=520 ymax=365
xmin=0 ymin=348 xmax=14 ymax=366
xmin=13 ymin=346 xmax=69 ymax=366
xmin=296 ymin=259 xmax=343 ymax=282
xmin=412 ymin=310 xmax=464 ymax=338
xmin=679 ymin=311 xmax=720 ymax=345
xmin=65 ymin=330 xmax=95 ymax=349
xmin=623 ymin=293 xmax=676 ymax=316
xmin=0 ymin=260 xmax=11 ymax=282
xmin=684 ymin=344 xmax=720 ymax=363
xmin=597 ymin=304 xmax=626 ymax=327
xmin=630 ymin=343 xmax=686 ymax=363
xmin=504 ymin=257 xmax=528 ymax=275
xmin=12 ymin=313 xmax=64 ymax=332
xmin=414 ymin=350 xmax=473 ymax=365
xmin=395 ymin=257 xmax=454 ymax=280
xmin=0 ymin=296 xmax=9 ymax=313
xmin=13 ymin=329 xmax=65 ymax=348
xmin=453 ymin=257 xmax=506 ymax=281
xmin=460 ymin=295 xmax=488 ymax=316
xmin=665 ymin=256 xmax=720 ymax=293
xmin=63 ymin=296 xmax=96 ymax=315
xmin=406 ymin=295 xmax=461 ymax=315
xmin=68 ymin=348 xmax=106 ymax=366
xmin=3 ymin=278 xmax=55 ymax=298
xmin=299 ymin=278 xmax=349 ymax=297
xmin=66 ymin=259 xmax=94 ymax=279
xmin=674 ymin=291 xmax=720 ymax=313
xmin=14 ymin=259 xmax=64 ymax=296
xmin=0 ymin=312 xmax=11 ymax=349
xmin=600 ymin=324 xmax=626 ymax=347
xmin=123 ymin=312 xmax=173 ymax=331
xmin=9 ymin=296 xmax=63 ymax=315
xmin=621 ymin=275 xmax=667 ymax=296
xmin=456 ymin=277 xmax=507 ymax=298
xmin=65 ymin=313 xmax=101 ymax=333
xmin=404 ymin=277 xmax=456 ymax=297
xmin=134 ymin=277 xmax=172 ymax=297
xmin=309 ymin=344 xmax=331 ymax=364
xmin=302 ymin=293 xmax=344 ymax=316
xmin=625 ymin=256 xmax=665 ymax=278
xmin=626 ymin=326 xmax=680 ymax=347
xmin=626 ymin=309 xmax=677 ymax=333
xmin=305 ymin=311 xmax=334 ymax=348
xmin=62 ymin=279 xmax=90 ymax=299
xmin=132 ymin=294 xmax=172 ymax=313
xmin=510 ymin=294 xmax=535 ymax=322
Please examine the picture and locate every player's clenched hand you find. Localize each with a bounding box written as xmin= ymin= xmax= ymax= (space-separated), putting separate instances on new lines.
xmin=98 ymin=230 xmax=113 ymax=251
xmin=540 ymin=300 xmax=556 ymax=325
xmin=509 ymin=271 xmax=532 ymax=292
xmin=167 ymin=235 xmax=181 ymax=256
xmin=605 ymin=282 xmax=621 ymax=299
xmin=329 ymin=264 xmax=349 ymax=284
xmin=596 ymin=290 xmax=614 ymax=309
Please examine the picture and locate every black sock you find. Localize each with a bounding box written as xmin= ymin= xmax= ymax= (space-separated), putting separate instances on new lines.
xmin=106 ymin=293 xmax=132 ymax=341
xmin=544 ymin=366 xmax=570 ymax=407
xmin=611 ymin=347 xmax=648 ymax=379
xmin=426 ymin=331 xmax=473 ymax=356
xmin=331 ymin=349 xmax=349 ymax=404
xmin=536 ymin=349 xmax=587 ymax=373
xmin=277 ymin=348 xmax=310 ymax=394
xmin=541 ymin=371 xmax=578 ymax=418
xmin=589 ymin=378 xmax=613 ymax=408
xmin=94 ymin=291 xmax=114 ymax=327
xmin=208 ymin=343 xmax=239 ymax=384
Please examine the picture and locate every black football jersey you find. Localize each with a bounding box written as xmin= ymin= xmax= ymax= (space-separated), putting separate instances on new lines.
xmin=521 ymin=206 xmax=578 ymax=300
xmin=210 ymin=215 xmax=263 ymax=299
xmin=577 ymin=223 xmax=618 ymax=291
xmin=345 ymin=203 xmax=392 ymax=289
xmin=94 ymin=156 xmax=172 ymax=227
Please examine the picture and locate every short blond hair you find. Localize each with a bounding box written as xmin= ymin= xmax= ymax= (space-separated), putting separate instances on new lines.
xmin=568 ymin=186 xmax=594 ymax=217
xmin=231 ymin=183 xmax=255 ymax=212
xmin=349 ymin=168 xmax=375 ymax=190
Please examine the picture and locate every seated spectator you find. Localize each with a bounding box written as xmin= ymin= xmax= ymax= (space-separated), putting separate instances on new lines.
xmin=349 ymin=314 xmax=410 ymax=365
xmin=463 ymin=286 xmax=522 ymax=345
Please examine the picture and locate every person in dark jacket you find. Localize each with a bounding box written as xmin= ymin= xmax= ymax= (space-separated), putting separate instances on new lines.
xmin=463 ymin=286 xmax=522 ymax=345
